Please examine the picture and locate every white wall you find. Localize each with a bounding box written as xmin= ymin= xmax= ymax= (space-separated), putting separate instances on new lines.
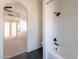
xmin=58 ymin=0 xmax=78 ymax=59
xmin=0 ymin=0 xmax=4 ymax=59
xmin=0 ymin=12 xmax=4 ymax=59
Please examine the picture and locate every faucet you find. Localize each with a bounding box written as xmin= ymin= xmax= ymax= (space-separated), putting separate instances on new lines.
xmin=53 ymin=38 xmax=59 ymax=51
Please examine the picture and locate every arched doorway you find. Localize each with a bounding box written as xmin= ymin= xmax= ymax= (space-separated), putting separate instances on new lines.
xmin=3 ymin=0 xmax=28 ymax=59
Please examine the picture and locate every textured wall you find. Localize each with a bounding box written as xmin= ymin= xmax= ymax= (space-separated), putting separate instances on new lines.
xmin=43 ymin=0 xmax=78 ymax=59
xmin=58 ymin=0 xmax=78 ymax=59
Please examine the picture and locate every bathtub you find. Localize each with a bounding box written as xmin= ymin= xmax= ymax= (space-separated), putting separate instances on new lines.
xmin=47 ymin=48 xmax=64 ymax=59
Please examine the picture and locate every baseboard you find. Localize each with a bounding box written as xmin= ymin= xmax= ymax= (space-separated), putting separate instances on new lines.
xmin=27 ymin=46 xmax=42 ymax=53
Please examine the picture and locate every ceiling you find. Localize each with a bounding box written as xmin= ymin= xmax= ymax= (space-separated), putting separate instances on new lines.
xmin=4 ymin=0 xmax=27 ymax=18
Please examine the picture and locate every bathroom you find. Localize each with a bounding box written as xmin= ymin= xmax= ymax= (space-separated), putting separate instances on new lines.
xmin=0 ymin=0 xmax=77 ymax=59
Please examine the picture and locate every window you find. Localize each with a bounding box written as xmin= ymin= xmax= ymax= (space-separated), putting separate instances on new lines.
xmin=4 ymin=20 xmax=27 ymax=38
xmin=4 ymin=22 xmax=10 ymax=37
xmin=4 ymin=21 xmax=17 ymax=37
xmin=11 ymin=22 xmax=17 ymax=36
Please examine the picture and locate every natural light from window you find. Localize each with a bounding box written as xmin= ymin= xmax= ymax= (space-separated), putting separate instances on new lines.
xmin=4 ymin=22 xmax=10 ymax=37
xmin=12 ymin=22 xmax=17 ymax=37
xmin=4 ymin=20 xmax=27 ymax=38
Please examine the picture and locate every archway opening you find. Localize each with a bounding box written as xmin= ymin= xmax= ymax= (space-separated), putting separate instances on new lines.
xmin=3 ymin=0 xmax=28 ymax=59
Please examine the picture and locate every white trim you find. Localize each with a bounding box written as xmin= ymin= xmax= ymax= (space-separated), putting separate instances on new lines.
xmin=27 ymin=46 xmax=42 ymax=53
